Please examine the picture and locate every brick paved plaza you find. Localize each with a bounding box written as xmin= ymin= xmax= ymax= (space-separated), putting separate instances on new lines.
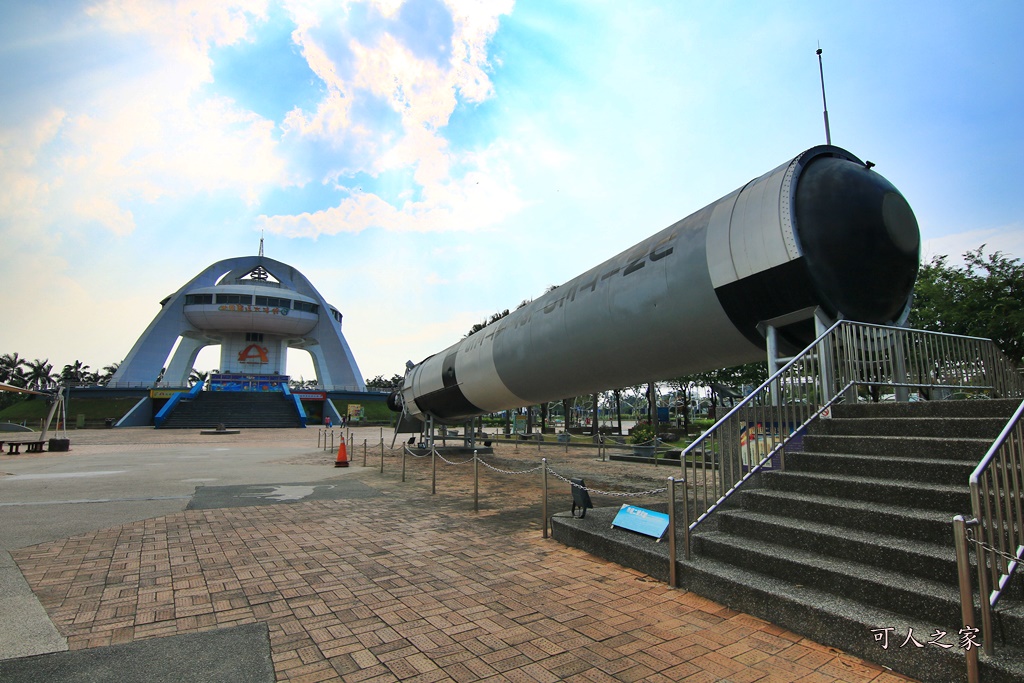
xmin=4 ymin=428 xmax=916 ymax=682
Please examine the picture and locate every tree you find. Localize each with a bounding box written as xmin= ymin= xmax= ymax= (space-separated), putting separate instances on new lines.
xmin=365 ymin=374 xmax=404 ymax=390
xmin=98 ymin=362 xmax=120 ymax=385
xmin=189 ymin=369 xmax=210 ymax=387
xmin=24 ymin=358 xmax=56 ymax=390
xmin=466 ymin=309 xmax=510 ymax=337
xmin=910 ymin=247 xmax=1024 ymax=365
xmin=1 ymin=353 xmax=28 ymax=386
xmin=60 ymin=360 xmax=91 ymax=385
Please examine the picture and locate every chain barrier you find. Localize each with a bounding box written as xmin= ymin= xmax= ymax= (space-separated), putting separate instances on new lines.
xmin=435 ymin=452 xmax=476 ymax=466
xmin=546 ymin=466 xmax=667 ymax=497
xmin=396 ymin=443 xmax=662 ymax=494
xmin=966 ymin=527 xmax=1024 ymax=568
xmin=477 ymin=458 xmax=543 ymax=475
xmin=403 ymin=445 xmax=431 ymax=458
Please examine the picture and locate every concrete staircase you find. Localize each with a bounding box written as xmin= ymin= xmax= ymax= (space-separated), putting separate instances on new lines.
xmin=157 ymin=392 xmax=303 ymax=429
xmin=682 ymin=398 xmax=1024 ymax=683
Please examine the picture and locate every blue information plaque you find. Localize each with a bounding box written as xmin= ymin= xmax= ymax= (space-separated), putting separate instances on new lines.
xmin=611 ymin=504 xmax=670 ymax=540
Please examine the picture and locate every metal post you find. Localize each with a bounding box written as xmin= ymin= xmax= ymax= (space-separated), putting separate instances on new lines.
xmin=473 ymin=450 xmax=479 ymax=512
xmin=815 ymin=307 xmax=834 ymax=404
xmin=541 ymin=457 xmax=548 ymax=539
xmin=363 ymin=439 xmax=367 ymax=467
xmin=953 ymin=516 xmax=980 ymax=683
xmin=681 ymin=469 xmax=690 ymax=561
xmin=379 ymin=439 xmax=385 ymax=474
xmin=667 ymin=477 xmax=677 ymax=588
xmin=401 ymin=446 xmax=407 ymax=482
xmin=816 ymin=46 xmax=831 ymax=146
xmin=430 ymin=417 xmax=436 ymax=495
xmin=766 ymin=325 xmax=780 ymax=407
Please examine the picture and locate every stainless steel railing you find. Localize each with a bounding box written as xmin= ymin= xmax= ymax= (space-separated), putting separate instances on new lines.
xmin=954 ymin=398 xmax=1024 ymax=681
xmin=677 ymin=320 xmax=1024 ymax=559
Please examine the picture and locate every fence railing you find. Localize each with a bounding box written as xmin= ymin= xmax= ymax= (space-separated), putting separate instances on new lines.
xmin=676 ymin=320 xmax=1024 ymax=560
xmin=954 ymin=398 xmax=1024 ymax=681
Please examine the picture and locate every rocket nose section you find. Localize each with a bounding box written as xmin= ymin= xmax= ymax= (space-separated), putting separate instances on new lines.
xmin=794 ymin=155 xmax=920 ymax=325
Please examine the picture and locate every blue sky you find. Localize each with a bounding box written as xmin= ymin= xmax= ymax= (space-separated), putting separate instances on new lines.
xmin=2 ymin=0 xmax=1022 ymax=383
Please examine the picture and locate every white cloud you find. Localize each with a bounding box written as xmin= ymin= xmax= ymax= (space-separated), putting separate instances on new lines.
xmin=271 ymin=0 xmax=518 ymax=237
xmin=87 ymin=0 xmax=270 ymax=82
xmin=921 ymin=225 xmax=1024 ymax=266
xmin=259 ymin=141 xmax=522 ymax=236
xmin=0 ymin=2 xmax=290 ymax=240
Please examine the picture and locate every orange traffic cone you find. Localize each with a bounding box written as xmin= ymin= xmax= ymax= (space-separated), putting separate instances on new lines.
xmin=334 ymin=435 xmax=349 ymax=468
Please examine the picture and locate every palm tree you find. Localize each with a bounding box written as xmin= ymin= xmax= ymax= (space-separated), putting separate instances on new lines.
xmin=1 ymin=353 xmax=28 ymax=386
xmin=98 ymin=362 xmax=120 ymax=386
xmin=24 ymin=358 xmax=56 ymax=390
xmin=60 ymin=360 xmax=91 ymax=385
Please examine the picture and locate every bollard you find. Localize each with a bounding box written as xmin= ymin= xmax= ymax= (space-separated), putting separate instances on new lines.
xmin=431 ymin=446 xmax=437 ymax=494
xmin=954 ymin=516 xmax=980 ymax=683
xmin=380 ymin=438 xmax=385 ymax=474
xmin=363 ymin=439 xmax=367 ymax=467
xmin=401 ymin=446 xmax=407 ymax=482
xmin=541 ymin=457 xmax=548 ymax=539
xmin=667 ymin=477 xmax=677 ymax=588
xmin=473 ymin=449 xmax=479 ymax=512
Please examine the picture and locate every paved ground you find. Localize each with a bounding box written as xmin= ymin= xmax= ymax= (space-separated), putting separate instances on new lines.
xmin=0 ymin=426 xmax=916 ymax=682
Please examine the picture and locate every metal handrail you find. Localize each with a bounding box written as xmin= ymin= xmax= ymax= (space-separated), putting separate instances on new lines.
xmin=965 ymin=399 xmax=1024 ymax=659
xmin=678 ymin=320 xmax=1024 ymax=558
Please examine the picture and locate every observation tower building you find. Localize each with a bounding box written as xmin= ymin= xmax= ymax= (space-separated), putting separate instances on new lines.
xmin=111 ymin=255 xmax=365 ymax=392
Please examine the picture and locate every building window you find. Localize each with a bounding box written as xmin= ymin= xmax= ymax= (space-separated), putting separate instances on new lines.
xmin=216 ymin=293 xmax=253 ymax=305
xmin=184 ymin=293 xmax=213 ymax=305
xmin=331 ymin=308 xmax=342 ymax=323
xmin=245 ymin=332 xmax=264 ymax=342
xmin=255 ymin=295 xmax=291 ymax=308
xmin=293 ymin=301 xmax=319 ymax=314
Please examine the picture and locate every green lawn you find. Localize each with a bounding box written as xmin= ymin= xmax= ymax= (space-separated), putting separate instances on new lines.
xmin=0 ymin=396 xmax=141 ymax=425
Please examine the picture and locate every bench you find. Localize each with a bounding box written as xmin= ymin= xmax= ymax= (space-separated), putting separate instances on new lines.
xmin=4 ymin=441 xmax=46 ymax=454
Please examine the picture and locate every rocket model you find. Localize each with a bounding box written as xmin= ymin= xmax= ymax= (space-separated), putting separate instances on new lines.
xmin=389 ymin=145 xmax=920 ymax=424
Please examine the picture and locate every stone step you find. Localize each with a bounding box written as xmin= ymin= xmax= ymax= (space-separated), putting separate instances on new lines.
xmin=759 ymin=470 xmax=970 ymax=512
xmin=831 ymin=398 xmax=1021 ymax=420
xmin=814 ymin=416 xmax=1008 ymax=439
xmin=737 ymin=488 xmax=955 ymax=545
xmin=786 ymin=451 xmax=975 ymax=485
xmin=691 ymin=530 xmax=962 ymax=627
xmin=800 ymin=434 xmax=991 ymax=461
xmin=677 ymin=554 xmax=1024 ymax=683
xmin=714 ymin=508 xmax=958 ymax=585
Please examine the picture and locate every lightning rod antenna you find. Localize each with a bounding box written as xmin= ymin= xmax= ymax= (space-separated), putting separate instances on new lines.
xmin=259 ymin=229 xmax=264 ymax=258
xmin=816 ymin=43 xmax=831 ymax=145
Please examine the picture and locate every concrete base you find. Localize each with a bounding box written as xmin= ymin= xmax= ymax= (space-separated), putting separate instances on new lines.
xmin=199 ymin=429 xmax=241 ymax=435
xmin=550 ymin=503 xmax=674 ymax=583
